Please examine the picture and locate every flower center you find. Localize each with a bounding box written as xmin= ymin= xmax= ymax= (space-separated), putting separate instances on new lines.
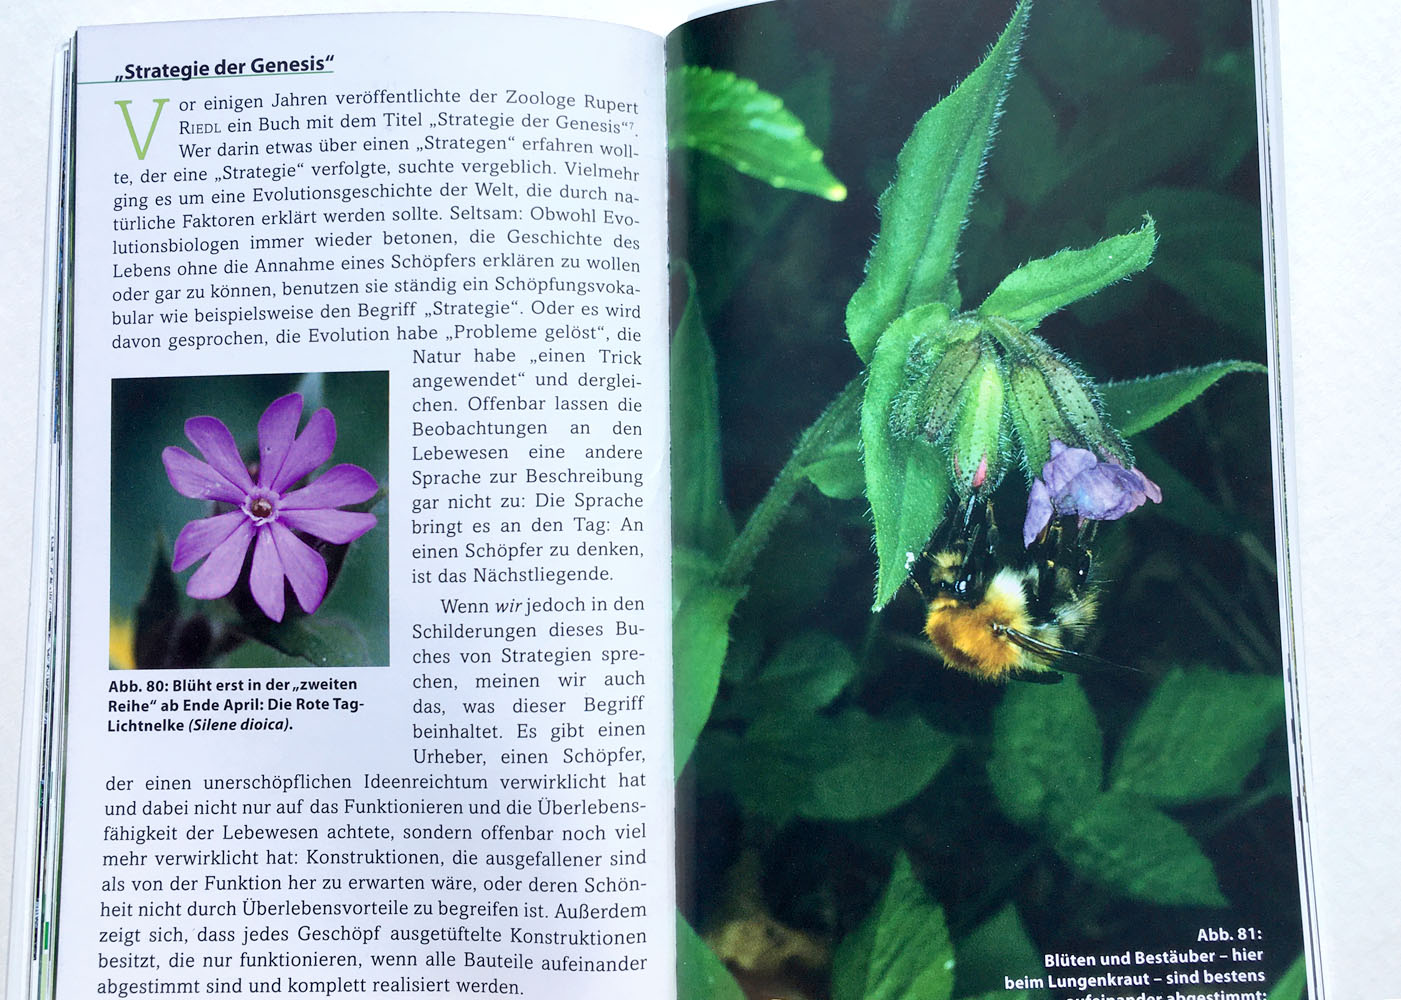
xmin=244 ymin=489 xmax=280 ymax=525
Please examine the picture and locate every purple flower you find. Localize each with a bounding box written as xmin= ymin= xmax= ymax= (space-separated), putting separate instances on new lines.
xmin=1022 ymin=439 xmax=1161 ymax=547
xmin=162 ymin=393 xmax=378 ymax=622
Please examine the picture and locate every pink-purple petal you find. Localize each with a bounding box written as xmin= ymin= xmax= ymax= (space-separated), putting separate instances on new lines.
xmin=249 ymin=528 xmax=287 ymax=622
xmin=1022 ymin=478 xmax=1054 ymax=548
xmin=1136 ymin=469 xmax=1163 ymax=504
xmin=1041 ymin=443 xmax=1099 ymax=495
xmin=269 ymin=521 xmax=329 ymax=614
xmin=162 ymin=446 xmax=247 ymax=504
xmin=172 ymin=510 xmax=247 ymax=572
xmin=270 ymin=408 xmax=337 ymax=493
xmin=257 ymin=393 xmax=303 ymax=488
xmin=185 ymin=519 xmax=255 ymax=599
xmin=1023 ymin=440 xmax=1163 ymax=546
xmin=184 ymin=416 xmax=253 ymax=492
xmin=280 ymin=464 xmax=379 ymax=510
xmin=279 ymin=508 xmax=378 ymax=544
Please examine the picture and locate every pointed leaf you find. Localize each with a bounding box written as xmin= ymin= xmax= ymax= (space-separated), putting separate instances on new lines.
xmin=862 ymin=304 xmax=955 ymax=609
xmin=802 ymin=432 xmax=865 ymax=499
xmin=832 ymin=854 xmax=955 ymax=1000
xmin=1055 ymin=792 xmax=1227 ymax=907
xmin=672 ymin=268 xmax=734 ymax=558
xmin=789 ymin=711 xmax=954 ymax=821
xmin=727 ymin=631 xmax=858 ymax=720
xmin=846 ymin=0 xmax=1031 ymax=362
xmin=954 ymin=904 xmax=1048 ymax=1000
xmin=987 ymin=75 xmax=1063 ymax=208
xmin=1101 ymin=361 xmax=1266 ymax=438
xmin=1267 ymin=954 xmax=1308 ymax=1000
xmin=1110 ymin=668 xmax=1285 ymax=805
xmin=134 ymin=543 xmax=180 ymax=669
xmin=1056 ymin=82 xmax=1226 ymax=203
xmin=669 ymin=67 xmax=846 ymax=201
xmin=703 ymin=709 xmax=955 ymax=823
xmin=677 ymin=912 xmax=746 ymax=1000
xmin=1107 ymin=188 xmax=1265 ymax=334
xmin=979 ymin=219 xmax=1156 ymax=329
xmin=673 ymin=576 xmax=745 ymax=779
xmin=244 ymin=615 xmax=372 ymax=668
xmin=989 ymin=679 xmax=1103 ymax=829
xmin=1026 ymin=0 xmax=1168 ymax=102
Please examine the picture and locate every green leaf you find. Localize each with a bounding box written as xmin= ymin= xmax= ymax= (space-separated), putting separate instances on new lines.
xmin=1101 ymin=361 xmax=1266 ymax=438
xmin=1267 ymin=953 xmax=1308 ymax=1000
xmin=862 ymin=304 xmax=955 ymax=610
xmin=672 ymin=268 xmax=735 ymax=559
xmin=1056 ymin=82 xmax=1226 ymax=203
xmin=979 ymin=219 xmax=1157 ymax=329
xmin=793 ymin=711 xmax=954 ymax=821
xmin=832 ymin=854 xmax=956 ymax=1000
xmin=1055 ymin=792 xmax=1227 ymax=907
xmin=133 ymin=542 xmax=180 ymax=668
xmin=846 ymin=0 xmax=1031 ymax=363
xmin=1107 ymin=188 xmax=1265 ymax=334
xmin=1110 ymin=668 xmax=1285 ymax=805
xmin=673 ymin=577 xmax=745 ymax=779
xmin=244 ymin=615 xmax=372 ymax=667
xmin=986 ymin=75 xmax=1062 ymax=208
xmin=989 ymin=679 xmax=1103 ymax=829
xmin=1025 ymin=0 xmax=1168 ymax=103
xmin=954 ymin=905 xmax=1048 ymax=1000
xmin=706 ymin=709 xmax=954 ymax=823
xmin=1110 ymin=188 xmax=1261 ymax=261
xmin=677 ymin=912 xmax=746 ymax=1000
xmin=802 ymin=432 xmax=865 ymax=499
xmin=727 ymin=632 xmax=858 ymax=720
xmin=669 ymin=66 xmax=847 ymax=201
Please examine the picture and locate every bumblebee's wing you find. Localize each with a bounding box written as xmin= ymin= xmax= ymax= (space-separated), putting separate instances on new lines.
xmin=998 ymin=625 xmax=1146 ymax=679
xmin=1010 ymin=666 xmax=1063 ymax=685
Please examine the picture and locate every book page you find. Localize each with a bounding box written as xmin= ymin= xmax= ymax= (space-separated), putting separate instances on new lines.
xmin=55 ymin=13 xmax=672 ymax=999
xmin=667 ymin=0 xmax=1316 ymax=997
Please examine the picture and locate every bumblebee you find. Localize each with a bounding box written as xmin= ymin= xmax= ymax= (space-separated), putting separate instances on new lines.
xmin=917 ymin=499 xmax=1103 ymax=683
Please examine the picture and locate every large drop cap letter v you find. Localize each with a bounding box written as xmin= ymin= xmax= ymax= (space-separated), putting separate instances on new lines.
xmin=115 ymin=98 xmax=169 ymax=160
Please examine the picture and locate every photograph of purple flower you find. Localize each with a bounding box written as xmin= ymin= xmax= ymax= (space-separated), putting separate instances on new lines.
xmin=111 ymin=371 xmax=387 ymax=669
xmin=164 ymin=393 xmax=378 ymax=623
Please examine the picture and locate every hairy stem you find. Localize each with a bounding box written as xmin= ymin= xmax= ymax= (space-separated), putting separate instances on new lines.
xmin=716 ymin=377 xmax=863 ymax=587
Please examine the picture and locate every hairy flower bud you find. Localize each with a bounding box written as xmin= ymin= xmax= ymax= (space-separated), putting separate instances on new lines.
xmin=1006 ymin=361 xmax=1069 ymax=475
xmin=890 ymin=318 xmax=982 ymax=441
xmin=985 ymin=315 xmax=1131 ymax=473
xmin=948 ymin=353 xmax=1008 ymax=496
xmin=1025 ymin=348 xmax=1131 ymax=466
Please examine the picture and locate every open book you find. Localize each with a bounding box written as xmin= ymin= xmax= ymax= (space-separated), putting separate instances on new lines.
xmin=14 ymin=1 xmax=1320 ymax=998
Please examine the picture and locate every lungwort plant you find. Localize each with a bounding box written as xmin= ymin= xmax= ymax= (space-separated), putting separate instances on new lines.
xmin=671 ymin=1 xmax=1293 ymax=997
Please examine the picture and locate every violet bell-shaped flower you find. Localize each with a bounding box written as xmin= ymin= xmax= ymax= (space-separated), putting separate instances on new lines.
xmin=162 ymin=393 xmax=379 ymax=622
xmin=1022 ymin=439 xmax=1161 ymax=547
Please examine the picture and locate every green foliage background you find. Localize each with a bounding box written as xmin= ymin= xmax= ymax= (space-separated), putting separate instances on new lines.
xmin=669 ymin=0 xmax=1305 ymax=996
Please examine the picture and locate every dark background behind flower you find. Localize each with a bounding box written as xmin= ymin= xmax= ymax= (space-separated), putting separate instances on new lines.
xmin=671 ymin=0 xmax=1304 ymax=995
xmin=110 ymin=370 xmax=389 ymax=668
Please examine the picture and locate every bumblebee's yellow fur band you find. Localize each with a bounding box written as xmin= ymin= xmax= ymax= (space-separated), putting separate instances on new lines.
xmin=924 ymin=568 xmax=1047 ymax=681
